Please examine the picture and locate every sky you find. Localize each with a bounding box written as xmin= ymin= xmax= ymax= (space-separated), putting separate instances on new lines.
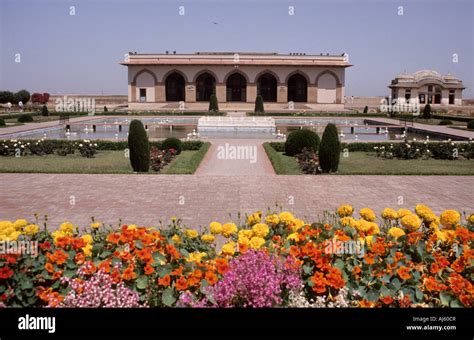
xmin=1 ymin=0 xmax=473 ymax=97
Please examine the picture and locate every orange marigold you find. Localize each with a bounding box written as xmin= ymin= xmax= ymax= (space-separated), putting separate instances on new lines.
xmin=397 ymin=266 xmax=411 ymax=281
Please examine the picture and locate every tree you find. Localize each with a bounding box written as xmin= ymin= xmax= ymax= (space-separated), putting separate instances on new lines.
xmin=0 ymin=91 xmax=15 ymax=104
xmin=285 ymin=129 xmax=320 ymax=156
xmin=31 ymin=93 xmax=45 ymax=104
xmin=42 ymin=105 xmax=49 ymax=116
xmin=128 ymin=120 xmax=150 ymax=172
xmin=363 ymin=106 xmax=368 ymax=114
xmin=209 ymin=94 xmax=219 ymax=112
xmin=423 ymin=104 xmax=431 ymax=119
xmin=319 ymin=123 xmax=341 ymax=173
xmin=255 ymin=95 xmax=264 ymax=113
xmin=15 ymin=90 xmax=30 ymax=104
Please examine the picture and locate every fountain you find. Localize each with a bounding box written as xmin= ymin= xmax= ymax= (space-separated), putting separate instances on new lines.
xmin=197 ymin=116 xmax=276 ymax=133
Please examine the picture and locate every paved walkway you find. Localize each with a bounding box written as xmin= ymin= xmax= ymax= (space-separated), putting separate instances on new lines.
xmin=0 ymin=174 xmax=472 ymax=228
xmin=195 ymin=139 xmax=275 ymax=176
xmin=369 ymin=117 xmax=474 ymax=140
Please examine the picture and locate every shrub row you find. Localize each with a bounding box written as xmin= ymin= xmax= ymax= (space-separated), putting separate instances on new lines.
xmin=248 ymin=112 xmax=388 ymax=117
xmin=0 ymin=139 xmax=203 ymax=152
xmin=101 ymin=111 xmax=225 ymax=116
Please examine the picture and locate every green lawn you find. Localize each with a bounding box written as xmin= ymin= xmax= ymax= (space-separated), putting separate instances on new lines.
xmin=0 ymin=144 xmax=210 ymax=174
xmin=263 ymin=143 xmax=302 ymax=175
xmin=263 ymin=144 xmax=474 ymax=175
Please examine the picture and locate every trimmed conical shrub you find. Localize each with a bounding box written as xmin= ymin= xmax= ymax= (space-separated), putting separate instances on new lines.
xmin=255 ymin=95 xmax=264 ymax=113
xmin=423 ymin=104 xmax=431 ymax=119
xmin=128 ymin=120 xmax=150 ymax=172
xmin=284 ymin=129 xmax=320 ymax=156
xmin=319 ymin=123 xmax=340 ymax=173
xmin=41 ymin=105 xmax=49 ymax=116
xmin=209 ymin=94 xmax=219 ymax=112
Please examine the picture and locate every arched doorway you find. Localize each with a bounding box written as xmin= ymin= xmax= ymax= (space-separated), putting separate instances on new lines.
xmin=317 ymin=72 xmax=337 ymax=103
xmin=165 ymin=72 xmax=185 ymax=101
xmin=287 ymin=73 xmax=307 ymax=102
xmin=196 ymin=72 xmax=216 ymax=102
xmin=257 ymin=73 xmax=277 ymax=102
xmin=226 ymin=73 xmax=247 ymax=102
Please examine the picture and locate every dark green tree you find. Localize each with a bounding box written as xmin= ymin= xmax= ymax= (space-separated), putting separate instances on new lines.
xmin=255 ymin=95 xmax=264 ymax=113
xmin=128 ymin=120 xmax=150 ymax=172
xmin=422 ymin=104 xmax=431 ymax=119
xmin=318 ymin=123 xmax=341 ymax=173
xmin=209 ymin=94 xmax=219 ymax=112
xmin=285 ymin=129 xmax=320 ymax=156
xmin=41 ymin=105 xmax=49 ymax=116
xmin=15 ymin=90 xmax=31 ymax=104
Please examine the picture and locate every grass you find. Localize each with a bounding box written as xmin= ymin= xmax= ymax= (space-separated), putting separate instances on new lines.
xmin=263 ymin=143 xmax=302 ymax=175
xmin=161 ymin=142 xmax=210 ymax=174
xmin=0 ymin=144 xmax=211 ymax=174
xmin=263 ymin=143 xmax=474 ymax=175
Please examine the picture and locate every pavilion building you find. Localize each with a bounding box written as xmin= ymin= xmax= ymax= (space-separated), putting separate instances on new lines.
xmin=389 ymin=70 xmax=465 ymax=106
xmin=120 ymin=52 xmax=352 ymax=110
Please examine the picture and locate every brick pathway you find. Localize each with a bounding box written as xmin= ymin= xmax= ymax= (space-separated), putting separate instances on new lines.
xmin=0 ymin=174 xmax=472 ymax=229
xmin=195 ymin=139 xmax=275 ymax=175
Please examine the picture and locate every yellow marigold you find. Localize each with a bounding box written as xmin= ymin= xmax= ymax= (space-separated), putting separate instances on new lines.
xmin=467 ymin=214 xmax=474 ymax=225
xmin=252 ymin=223 xmax=269 ymax=238
xmin=51 ymin=230 xmax=66 ymax=244
xmin=238 ymin=236 xmax=250 ymax=250
xmin=279 ymin=212 xmax=294 ymax=224
xmin=387 ymin=227 xmax=405 ymax=239
xmin=397 ymin=208 xmax=412 ymax=218
xmin=381 ymin=208 xmax=398 ymax=220
xmin=90 ymin=222 xmax=102 ymax=229
xmin=82 ymin=234 xmax=93 ymax=245
xmin=221 ymin=223 xmax=238 ymax=237
xmin=59 ymin=222 xmax=75 ymax=235
xmin=201 ymin=234 xmax=215 ymax=243
xmin=365 ymin=235 xmax=374 ymax=248
xmin=337 ymin=204 xmax=354 ymax=217
xmin=13 ymin=219 xmax=28 ymax=229
xmin=286 ymin=232 xmax=300 ymax=241
xmin=249 ymin=236 xmax=266 ymax=249
xmin=0 ymin=221 xmax=13 ymax=231
xmin=439 ymin=210 xmax=461 ymax=229
xmin=127 ymin=224 xmax=137 ymax=231
xmin=415 ymin=204 xmax=436 ymax=222
xmin=82 ymin=244 xmax=92 ymax=257
xmin=209 ymin=222 xmax=222 ymax=235
xmin=340 ymin=216 xmax=358 ymax=228
xmin=246 ymin=211 xmax=262 ymax=226
xmin=359 ymin=208 xmax=376 ymax=222
xmin=356 ymin=220 xmax=379 ymax=235
xmin=265 ymin=214 xmax=280 ymax=225
xmin=186 ymin=251 xmax=207 ymax=263
xmin=221 ymin=242 xmax=235 ymax=256
xmin=290 ymin=218 xmax=305 ymax=232
xmin=239 ymin=229 xmax=254 ymax=239
xmin=185 ymin=229 xmax=199 ymax=239
xmin=400 ymin=214 xmax=422 ymax=232
xmin=171 ymin=234 xmax=181 ymax=245
xmin=24 ymin=224 xmax=39 ymax=235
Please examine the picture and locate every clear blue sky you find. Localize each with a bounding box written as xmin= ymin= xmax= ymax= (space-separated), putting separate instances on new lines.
xmin=1 ymin=0 xmax=473 ymax=97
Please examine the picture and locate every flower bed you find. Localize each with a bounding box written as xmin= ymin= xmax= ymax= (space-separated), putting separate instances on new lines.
xmin=0 ymin=206 xmax=472 ymax=308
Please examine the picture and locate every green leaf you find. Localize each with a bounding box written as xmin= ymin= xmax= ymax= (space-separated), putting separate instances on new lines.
xmin=134 ymin=240 xmax=144 ymax=249
xmin=439 ymin=292 xmax=452 ymax=307
xmin=180 ymin=248 xmax=190 ymax=258
xmin=333 ymin=259 xmax=344 ymax=270
xmin=153 ymin=252 xmax=166 ymax=264
xmin=302 ymin=264 xmax=313 ymax=275
xmin=158 ymin=265 xmax=172 ymax=278
xmin=415 ymin=288 xmax=424 ymax=302
xmin=200 ymin=280 xmax=210 ymax=295
xmin=450 ymin=298 xmax=463 ymax=308
xmin=136 ymin=275 xmax=148 ymax=290
xmin=162 ymin=287 xmax=176 ymax=306
xmin=21 ymin=281 xmax=33 ymax=289
xmin=391 ymin=278 xmax=401 ymax=290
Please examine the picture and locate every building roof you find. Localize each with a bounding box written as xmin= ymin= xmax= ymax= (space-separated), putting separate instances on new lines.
xmin=120 ymin=52 xmax=352 ymax=67
xmin=389 ymin=69 xmax=465 ymax=89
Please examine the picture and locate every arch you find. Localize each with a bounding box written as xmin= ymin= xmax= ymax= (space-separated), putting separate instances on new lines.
xmin=315 ymin=70 xmax=341 ymax=86
xmin=254 ymin=69 xmax=281 ymax=84
xmin=317 ymin=73 xmax=337 ymax=103
xmin=226 ymin=72 xmax=247 ymax=102
xmin=193 ymin=69 xmax=220 ymax=83
xmin=287 ymin=73 xmax=308 ymax=102
xmin=162 ymin=69 xmax=189 ymax=84
xmin=195 ymin=72 xmax=216 ymax=102
xmin=223 ymin=69 xmax=250 ymax=84
xmin=284 ymin=70 xmax=310 ymax=85
xmin=132 ymin=68 xmax=158 ymax=85
xmin=256 ymin=72 xmax=277 ymax=102
xmin=165 ymin=72 xmax=185 ymax=101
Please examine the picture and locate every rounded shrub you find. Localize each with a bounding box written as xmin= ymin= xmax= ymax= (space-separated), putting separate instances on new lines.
xmin=128 ymin=120 xmax=150 ymax=172
xmin=438 ymin=119 xmax=453 ymax=125
xmin=104 ymin=106 xmax=108 ymax=112
xmin=467 ymin=120 xmax=474 ymax=130
xmin=363 ymin=106 xmax=368 ymax=114
xmin=284 ymin=129 xmax=320 ymax=156
xmin=318 ymin=123 xmax=341 ymax=173
xmin=161 ymin=137 xmax=183 ymax=154
xmin=255 ymin=95 xmax=264 ymax=113
xmin=17 ymin=114 xmax=34 ymax=123
xmin=209 ymin=94 xmax=219 ymax=112
xmin=0 ymin=118 xmax=5 ymax=126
